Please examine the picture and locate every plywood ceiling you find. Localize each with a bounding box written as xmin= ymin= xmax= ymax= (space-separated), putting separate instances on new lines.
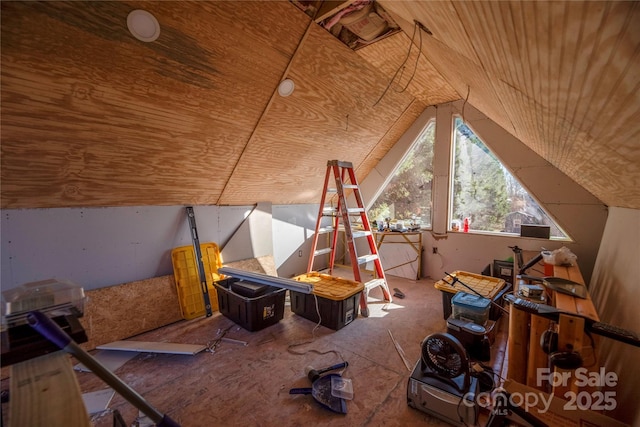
xmin=1 ymin=1 xmax=639 ymax=210
xmin=380 ymin=0 xmax=640 ymax=210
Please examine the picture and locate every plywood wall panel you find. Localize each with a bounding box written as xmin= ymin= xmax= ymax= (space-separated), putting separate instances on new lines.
xmin=420 ymin=35 xmax=511 ymax=133
xmin=2 ymin=1 xmax=639 ymax=209
xmin=218 ymin=24 xmax=415 ymax=205
xmin=378 ymin=0 xmax=481 ymax=64
xmin=582 ymin=4 xmax=640 ymax=144
xmin=79 ymin=275 xmax=183 ymax=351
xmin=358 ymin=99 xmax=427 ymax=177
xmin=382 ymin=0 xmax=640 ymax=209
xmin=489 ymin=79 xmax=545 ymax=156
xmin=356 ymin=32 xmax=458 ymax=106
xmin=1 ymin=1 xmax=309 ymax=208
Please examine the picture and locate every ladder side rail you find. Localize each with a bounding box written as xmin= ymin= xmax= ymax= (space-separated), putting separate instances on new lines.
xmin=346 ymin=168 xmax=373 ymax=236
xmin=349 ymin=169 xmax=366 ymax=208
xmin=334 ymin=164 xmax=362 ymax=283
xmin=328 ymin=197 xmax=341 ymax=274
xmin=307 ymin=168 xmax=333 ymax=273
xmin=344 ymin=169 xmax=391 ymax=302
xmin=360 ymin=211 xmax=387 ymax=280
xmin=360 ymin=206 xmax=387 ymax=280
xmin=345 ymin=169 xmax=386 ymax=280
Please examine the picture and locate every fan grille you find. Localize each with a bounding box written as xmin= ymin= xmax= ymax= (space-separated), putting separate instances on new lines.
xmin=422 ymin=333 xmax=466 ymax=378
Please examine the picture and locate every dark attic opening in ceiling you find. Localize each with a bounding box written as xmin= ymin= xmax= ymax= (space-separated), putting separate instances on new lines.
xmin=292 ymin=0 xmax=402 ymax=50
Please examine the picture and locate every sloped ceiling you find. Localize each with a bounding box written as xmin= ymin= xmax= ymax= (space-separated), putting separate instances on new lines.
xmin=1 ymin=1 xmax=638 ymax=210
xmin=380 ymin=0 xmax=640 ymax=210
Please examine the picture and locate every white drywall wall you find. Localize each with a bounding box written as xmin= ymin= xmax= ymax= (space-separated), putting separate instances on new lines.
xmin=358 ymin=101 xmax=607 ymax=283
xmin=0 ymin=205 xmax=251 ymax=290
xmin=589 ymin=206 xmax=640 ymax=426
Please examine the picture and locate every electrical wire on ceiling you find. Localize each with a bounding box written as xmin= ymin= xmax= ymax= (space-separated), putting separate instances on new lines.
xmin=394 ymin=23 xmax=423 ymax=94
xmin=455 ymin=84 xmax=471 ymax=131
xmin=373 ymin=20 xmax=423 ymax=107
xmin=462 ymin=84 xmax=470 ymax=121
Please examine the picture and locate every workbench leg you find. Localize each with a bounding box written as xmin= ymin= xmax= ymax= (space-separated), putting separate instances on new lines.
xmin=527 ymin=314 xmax=551 ymax=391
xmin=552 ymin=314 xmax=584 ymax=397
xmin=507 ymin=307 xmax=530 ymax=384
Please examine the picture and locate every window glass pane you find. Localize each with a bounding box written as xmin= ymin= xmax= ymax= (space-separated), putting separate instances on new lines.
xmin=368 ymin=120 xmax=434 ymax=229
xmin=451 ymin=117 xmax=569 ymax=239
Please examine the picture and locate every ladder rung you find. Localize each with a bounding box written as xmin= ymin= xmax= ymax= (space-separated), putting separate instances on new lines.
xmin=357 ymin=254 xmax=379 ymax=265
xmin=364 ymin=278 xmax=386 ymax=290
xmin=328 ymin=160 xmax=354 ymax=168
xmin=322 ymin=207 xmax=337 ymax=217
xmin=314 ymin=247 xmax=333 ymax=256
xmin=327 ymin=188 xmax=338 ymax=193
xmin=352 ymin=230 xmax=372 ymax=238
xmin=342 ymin=184 xmax=358 ymax=189
xmin=347 ymin=208 xmax=364 ymax=214
xmin=317 ymin=226 xmax=335 ymax=234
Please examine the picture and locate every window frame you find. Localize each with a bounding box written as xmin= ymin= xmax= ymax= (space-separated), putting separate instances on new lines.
xmin=448 ymin=116 xmax=572 ymax=241
xmin=367 ymin=118 xmax=436 ymax=231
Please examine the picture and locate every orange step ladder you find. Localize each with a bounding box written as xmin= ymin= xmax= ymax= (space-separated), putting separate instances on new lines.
xmin=307 ymin=160 xmax=392 ymax=317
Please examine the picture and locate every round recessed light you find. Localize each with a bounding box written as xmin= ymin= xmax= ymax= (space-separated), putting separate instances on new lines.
xmin=127 ymin=10 xmax=160 ymax=43
xmin=278 ymin=79 xmax=295 ymax=97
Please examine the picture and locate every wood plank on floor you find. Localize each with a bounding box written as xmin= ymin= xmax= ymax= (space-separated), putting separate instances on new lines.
xmin=65 ymin=271 xmax=509 ymax=426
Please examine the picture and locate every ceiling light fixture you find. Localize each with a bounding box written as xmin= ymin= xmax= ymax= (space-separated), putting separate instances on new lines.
xmin=127 ymin=10 xmax=160 ymax=42
xmin=278 ymin=79 xmax=295 ymax=97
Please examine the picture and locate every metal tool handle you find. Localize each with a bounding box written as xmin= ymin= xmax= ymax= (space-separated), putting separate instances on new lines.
xmin=186 ymin=206 xmax=213 ymax=317
xmin=315 ymin=361 xmax=348 ymax=376
xmin=443 ymin=272 xmax=509 ymax=315
xmin=27 ymin=311 xmax=181 ymax=427
xmin=518 ymin=252 xmax=543 ymax=275
xmin=289 ymin=388 xmax=313 ymax=395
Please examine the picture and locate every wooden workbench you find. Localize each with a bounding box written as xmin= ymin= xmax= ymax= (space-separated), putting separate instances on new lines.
xmin=506 ymin=251 xmax=600 ymax=396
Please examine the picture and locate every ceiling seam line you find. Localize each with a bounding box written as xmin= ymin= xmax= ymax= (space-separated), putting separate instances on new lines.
xmin=215 ymin=19 xmax=315 ymax=205
xmin=557 ymin=2 xmax=589 ymax=167
xmin=587 ymin=8 xmax=640 ymax=142
xmin=456 ymin=1 xmax=516 ymax=132
xmin=357 ymin=98 xmax=421 ymax=179
xmin=562 ymin=2 xmax=610 ymax=165
xmin=549 ymin=2 xmax=569 ymax=157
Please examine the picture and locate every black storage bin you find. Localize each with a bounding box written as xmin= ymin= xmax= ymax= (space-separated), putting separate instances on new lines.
xmin=290 ymin=273 xmax=364 ymax=331
xmin=290 ymin=290 xmax=360 ymax=331
xmin=214 ymin=277 xmax=286 ymax=332
xmin=230 ymin=280 xmax=273 ymax=298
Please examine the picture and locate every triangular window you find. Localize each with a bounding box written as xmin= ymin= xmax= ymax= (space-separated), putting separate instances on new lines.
xmin=368 ymin=120 xmax=435 ymax=229
xmin=450 ymin=117 xmax=569 ymax=240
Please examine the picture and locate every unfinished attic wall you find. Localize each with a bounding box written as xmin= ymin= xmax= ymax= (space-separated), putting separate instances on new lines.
xmin=272 ymin=204 xmax=320 ymax=278
xmin=453 ymin=101 xmax=608 ymax=282
xmin=589 ymin=207 xmax=640 ymax=426
xmin=0 ymin=204 xmax=317 ymax=292
xmin=357 ymin=102 xmax=607 ymax=283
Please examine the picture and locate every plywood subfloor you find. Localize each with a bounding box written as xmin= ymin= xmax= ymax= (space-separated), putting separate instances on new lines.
xmin=2 ymin=270 xmax=508 ymax=426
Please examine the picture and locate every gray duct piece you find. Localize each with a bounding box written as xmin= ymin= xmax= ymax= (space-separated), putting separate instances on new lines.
xmin=217 ymin=267 xmax=313 ymax=294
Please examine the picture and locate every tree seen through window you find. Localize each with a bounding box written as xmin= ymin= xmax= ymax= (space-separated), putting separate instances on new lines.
xmin=368 ymin=120 xmax=435 ymax=229
xmin=451 ymin=117 xmax=568 ymax=239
